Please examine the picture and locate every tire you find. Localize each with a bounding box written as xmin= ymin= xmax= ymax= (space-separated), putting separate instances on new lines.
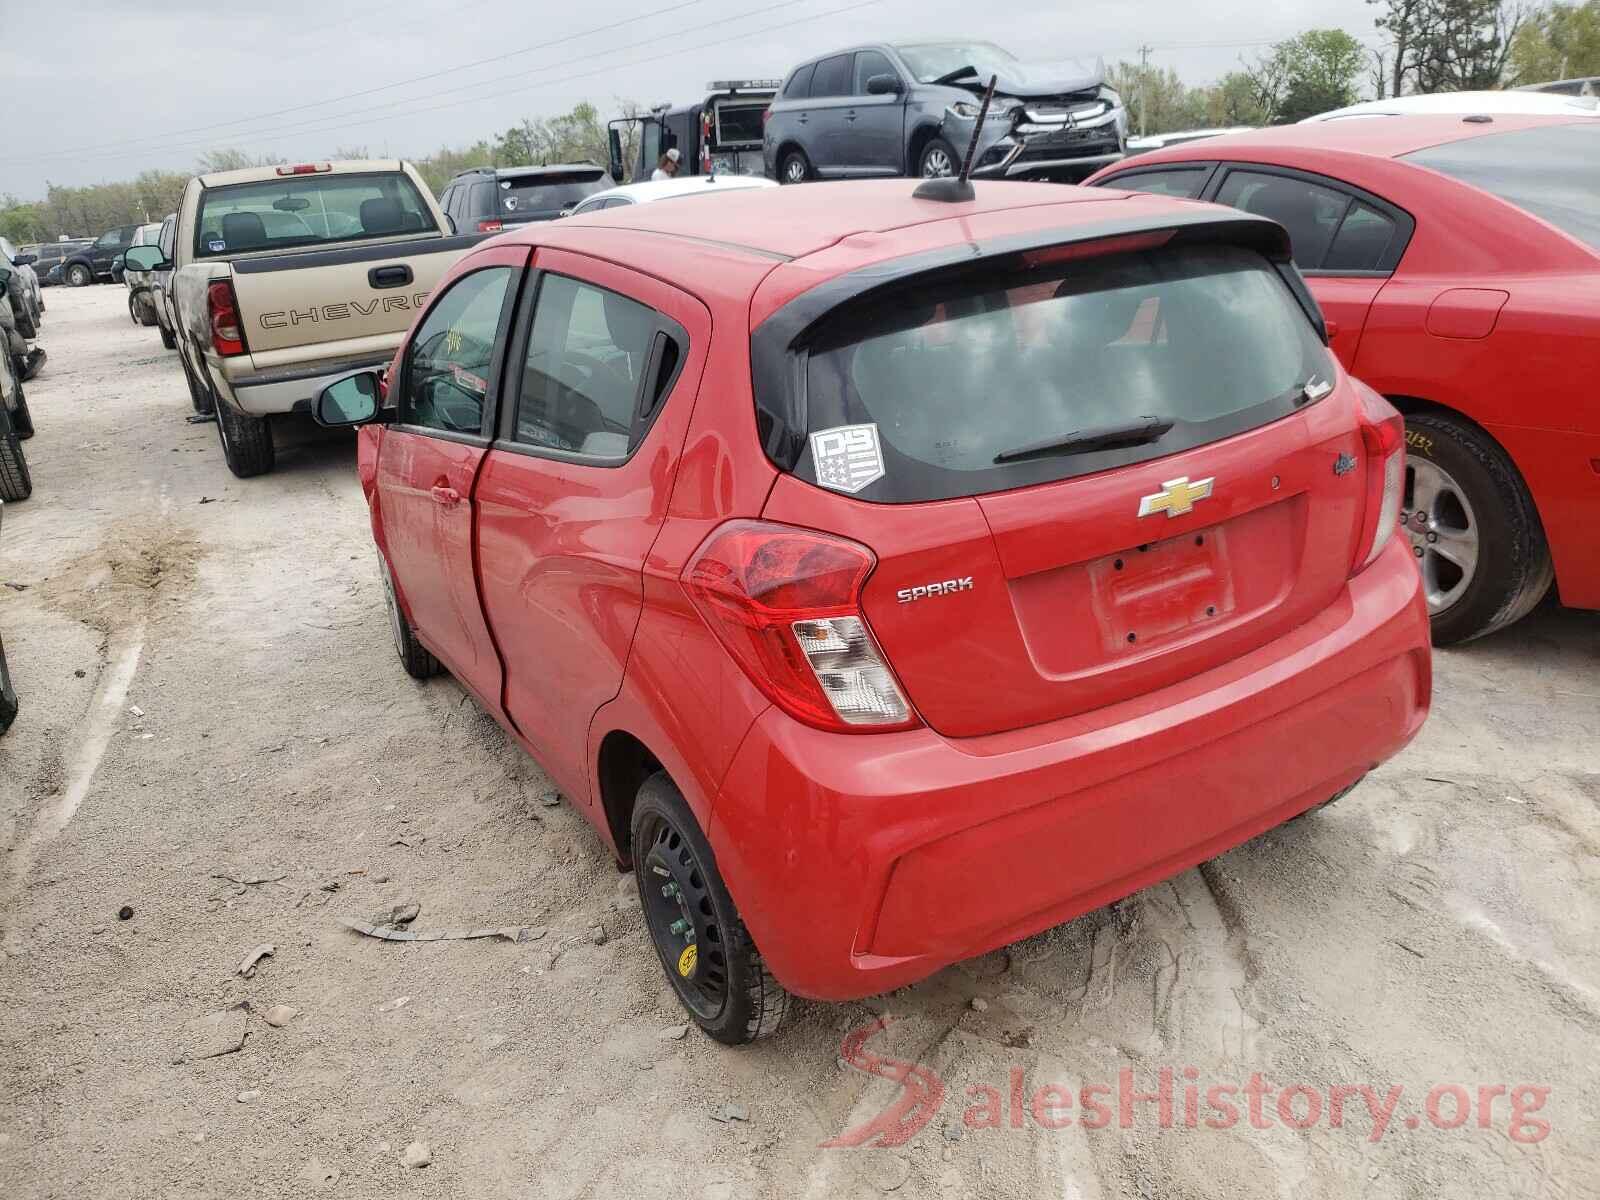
xmin=65 ymin=263 xmax=93 ymax=288
xmin=10 ymin=374 xmax=32 ymax=440
xmin=631 ymin=773 xmax=791 ymax=1045
xmin=214 ymin=396 xmax=274 ymax=478
xmin=159 ymin=323 xmax=177 ymax=351
xmin=14 ymin=307 xmax=37 ymax=341
xmin=0 ymin=407 xmax=32 ymax=501
xmin=1402 ymin=411 xmax=1552 ymax=645
xmin=179 ymin=349 xmax=214 ymax=415
xmin=380 ymin=554 xmax=439 ymax=679
xmin=918 ymin=136 xmax=960 ymax=179
xmin=778 ymin=149 xmax=812 ymax=185
xmin=0 ymin=636 xmax=16 ymax=735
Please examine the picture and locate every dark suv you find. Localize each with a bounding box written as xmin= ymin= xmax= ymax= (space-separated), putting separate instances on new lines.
xmin=59 ymin=224 xmax=142 ymax=286
xmin=438 ymin=164 xmax=613 ymax=234
xmin=30 ymin=240 xmax=93 ymax=287
xmin=763 ymin=40 xmax=1127 ymax=184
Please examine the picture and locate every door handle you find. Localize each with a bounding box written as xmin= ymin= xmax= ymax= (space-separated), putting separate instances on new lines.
xmin=797 ymin=114 xmax=808 ymax=124
xmin=430 ymin=485 xmax=462 ymax=506
xmin=369 ymin=263 xmax=413 ymax=289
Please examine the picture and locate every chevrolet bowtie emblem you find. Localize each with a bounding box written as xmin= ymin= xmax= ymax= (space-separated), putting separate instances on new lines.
xmin=1138 ymin=475 xmax=1215 ymax=518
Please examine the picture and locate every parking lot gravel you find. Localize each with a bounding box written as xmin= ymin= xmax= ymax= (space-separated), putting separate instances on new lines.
xmin=2 ymin=286 xmax=1597 ymax=1198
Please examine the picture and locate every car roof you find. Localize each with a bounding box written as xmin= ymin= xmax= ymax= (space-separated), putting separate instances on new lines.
xmin=580 ymin=175 xmax=777 ymax=206
xmin=455 ymin=163 xmax=605 ymax=181
xmin=1304 ymin=90 xmax=1598 ymax=121
xmin=1116 ymin=113 xmax=1594 ymax=166
xmin=197 ymin=159 xmax=410 ymax=188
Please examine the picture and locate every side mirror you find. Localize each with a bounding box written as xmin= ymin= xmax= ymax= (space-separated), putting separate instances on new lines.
xmin=866 ymin=74 xmax=903 ymax=95
xmin=607 ymin=127 xmax=625 ymax=184
xmin=314 ymin=372 xmax=382 ymax=427
xmin=12 ymin=254 xmax=35 ymax=267
xmin=122 ymin=245 xmax=169 ymax=273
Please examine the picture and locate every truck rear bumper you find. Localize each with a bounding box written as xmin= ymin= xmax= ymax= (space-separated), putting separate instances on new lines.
xmin=225 ymin=354 xmax=394 ymax=416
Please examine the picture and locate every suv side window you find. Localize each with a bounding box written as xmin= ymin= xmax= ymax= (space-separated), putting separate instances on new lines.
xmin=514 ymin=273 xmax=678 ymax=460
xmin=472 ymin=181 xmax=496 ymax=217
xmin=401 ymin=267 xmax=514 ymax=436
xmin=1103 ymin=166 xmax=1211 ymax=199
xmin=784 ymin=62 xmax=817 ymax=99
xmin=810 ymin=55 xmax=851 ymax=98
xmin=852 ymin=50 xmax=896 ymax=94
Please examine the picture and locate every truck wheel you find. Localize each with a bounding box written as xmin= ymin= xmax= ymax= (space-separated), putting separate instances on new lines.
xmin=15 ymin=307 xmax=37 ymax=341
xmin=1402 ymin=411 xmax=1552 ymax=645
xmin=0 ymin=408 xmax=32 ymax=502
xmin=179 ymin=351 xmax=214 ymax=414
xmin=779 ymin=149 xmax=812 ymax=184
xmin=214 ymin=398 xmax=275 ymax=478
xmin=137 ymin=296 xmax=159 ymax=327
xmin=159 ymin=323 xmax=177 ymax=351
xmin=918 ymin=137 xmax=959 ymax=178
xmin=66 ymin=263 xmax=92 ymax=288
xmin=0 ymin=633 xmax=16 ymax=735
xmin=380 ymin=555 xmax=439 ymax=679
xmin=9 ymin=375 xmax=32 ymax=440
xmin=632 ymin=772 xmax=791 ymax=1045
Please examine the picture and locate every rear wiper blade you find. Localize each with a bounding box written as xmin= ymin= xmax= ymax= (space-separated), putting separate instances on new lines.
xmin=1290 ymin=375 xmax=1333 ymax=406
xmin=993 ymin=416 xmax=1175 ymax=464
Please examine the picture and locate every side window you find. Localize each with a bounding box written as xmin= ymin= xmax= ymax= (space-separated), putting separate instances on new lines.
xmin=95 ymin=230 xmax=119 ymax=250
xmin=514 ymin=273 xmax=674 ymax=460
xmin=852 ymin=50 xmax=896 ymax=95
xmin=438 ymin=185 xmax=456 ymax=219
xmin=471 ymin=181 xmax=495 ymax=216
xmin=401 ymin=267 xmax=513 ymax=436
xmin=1214 ymin=170 xmax=1353 ymax=268
xmin=1102 ymin=167 xmax=1210 ymax=199
xmin=784 ymin=62 xmax=817 ymax=99
xmin=811 ymin=55 xmax=851 ymax=98
xmin=159 ymin=218 xmax=176 ymax=258
xmin=1322 ymin=201 xmax=1400 ymax=271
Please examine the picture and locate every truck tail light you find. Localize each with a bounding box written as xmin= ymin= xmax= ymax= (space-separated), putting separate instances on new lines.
xmin=275 ymin=163 xmax=331 ymax=175
xmin=1351 ymin=383 xmax=1405 ymax=574
xmin=684 ymin=521 xmax=918 ymax=733
xmin=207 ymin=281 xmax=246 ymax=357
xmin=477 ymin=219 xmax=503 ymax=233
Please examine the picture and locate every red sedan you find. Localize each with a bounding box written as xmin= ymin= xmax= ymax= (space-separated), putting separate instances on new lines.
xmin=1088 ymin=115 xmax=1600 ymax=643
xmin=314 ymin=180 xmax=1429 ymax=1041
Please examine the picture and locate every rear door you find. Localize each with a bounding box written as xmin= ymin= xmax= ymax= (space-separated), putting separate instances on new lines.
xmin=376 ymin=246 xmax=526 ymax=710
xmin=842 ymin=50 xmax=905 ymax=174
xmin=473 ymin=248 xmax=709 ymax=791
xmin=1206 ymin=166 xmax=1413 ymax=366
xmin=761 ymin=236 xmax=1373 ymax=738
xmin=803 ymin=54 xmax=855 ymax=175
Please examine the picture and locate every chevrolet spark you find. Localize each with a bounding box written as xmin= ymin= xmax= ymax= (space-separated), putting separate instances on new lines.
xmin=314 ymin=180 xmax=1431 ymax=1043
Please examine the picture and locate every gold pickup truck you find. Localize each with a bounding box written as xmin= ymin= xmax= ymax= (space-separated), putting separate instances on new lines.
xmin=126 ymin=160 xmax=483 ymax=477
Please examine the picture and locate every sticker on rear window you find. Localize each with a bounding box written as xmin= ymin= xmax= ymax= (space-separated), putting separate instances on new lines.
xmin=810 ymin=423 xmax=885 ymax=494
xmin=209 ymin=239 xmax=225 ymax=252
xmin=504 ymin=196 xmax=518 ymax=211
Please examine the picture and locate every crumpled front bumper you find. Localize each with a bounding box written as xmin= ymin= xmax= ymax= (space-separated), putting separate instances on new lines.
xmin=952 ymin=101 xmax=1128 ymax=177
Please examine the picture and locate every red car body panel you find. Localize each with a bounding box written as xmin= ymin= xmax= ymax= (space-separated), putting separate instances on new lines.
xmin=1085 ymin=115 xmax=1600 ymax=610
xmin=356 ymin=181 xmax=1432 ymax=1001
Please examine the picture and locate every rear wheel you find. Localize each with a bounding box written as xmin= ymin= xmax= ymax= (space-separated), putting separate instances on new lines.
xmin=66 ymin=263 xmax=92 ymax=288
xmin=380 ymin=555 xmax=439 ymax=679
xmin=214 ymin=396 xmax=274 ymax=478
xmin=159 ymin=323 xmax=176 ymax=350
xmin=9 ymin=375 xmax=32 ymax=440
xmin=918 ymin=137 xmax=960 ymax=178
xmin=1401 ymin=411 xmax=1552 ymax=644
xmin=0 ymin=406 xmax=32 ymax=501
xmin=779 ymin=149 xmax=812 ymax=184
xmin=632 ymin=773 xmax=790 ymax=1045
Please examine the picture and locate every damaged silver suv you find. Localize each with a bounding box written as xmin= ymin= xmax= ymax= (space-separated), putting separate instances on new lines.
xmin=763 ymin=40 xmax=1127 ymax=184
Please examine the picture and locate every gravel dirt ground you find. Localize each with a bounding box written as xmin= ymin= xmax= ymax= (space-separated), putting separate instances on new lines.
xmin=1 ymin=286 xmax=1597 ymax=1199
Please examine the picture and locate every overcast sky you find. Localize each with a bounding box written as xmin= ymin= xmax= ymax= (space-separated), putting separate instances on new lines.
xmin=2 ymin=0 xmax=1382 ymax=200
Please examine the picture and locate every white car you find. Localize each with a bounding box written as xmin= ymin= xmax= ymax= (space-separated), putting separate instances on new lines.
xmin=565 ymin=173 xmax=777 ymax=217
xmin=1303 ymin=90 xmax=1599 ymax=122
xmin=0 ymin=238 xmax=42 ymax=332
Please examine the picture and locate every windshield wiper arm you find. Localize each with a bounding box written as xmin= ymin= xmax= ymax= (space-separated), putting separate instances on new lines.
xmin=993 ymin=416 xmax=1175 ymax=464
xmin=932 ymin=64 xmax=979 ymax=85
xmin=1289 ymin=375 xmax=1333 ymax=407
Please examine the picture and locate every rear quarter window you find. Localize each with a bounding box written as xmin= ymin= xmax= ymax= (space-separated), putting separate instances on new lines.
xmin=795 ymin=243 xmax=1333 ymax=502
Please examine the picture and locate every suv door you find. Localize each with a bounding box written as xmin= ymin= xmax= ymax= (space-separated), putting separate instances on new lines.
xmin=472 ymin=248 xmax=710 ymax=796
xmin=843 ymin=49 xmax=905 ymax=174
xmin=803 ymin=54 xmax=854 ymax=175
xmin=91 ymin=226 xmax=133 ymax=275
xmin=376 ymin=245 xmax=526 ymax=710
xmin=1208 ymin=166 xmax=1412 ymax=365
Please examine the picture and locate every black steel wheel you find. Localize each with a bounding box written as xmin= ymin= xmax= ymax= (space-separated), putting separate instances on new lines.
xmin=632 ymin=773 xmax=790 ymax=1044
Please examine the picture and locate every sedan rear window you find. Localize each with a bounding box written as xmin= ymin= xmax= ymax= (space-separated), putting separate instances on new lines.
xmin=195 ymin=171 xmax=436 ymax=258
xmin=498 ymin=171 xmax=609 ymax=219
xmin=799 ymin=243 xmax=1332 ymax=502
xmin=1403 ymin=123 xmax=1600 ymax=251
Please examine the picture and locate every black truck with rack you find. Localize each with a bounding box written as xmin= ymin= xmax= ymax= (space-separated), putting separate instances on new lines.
xmin=608 ymin=81 xmax=779 ymax=182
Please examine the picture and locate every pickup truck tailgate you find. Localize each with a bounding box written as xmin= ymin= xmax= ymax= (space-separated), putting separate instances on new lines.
xmin=230 ymin=236 xmax=483 ymax=360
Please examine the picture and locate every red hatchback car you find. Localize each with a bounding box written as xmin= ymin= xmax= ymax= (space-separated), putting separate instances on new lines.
xmin=314 ymin=180 xmax=1431 ymax=1042
xmin=1088 ymin=115 xmax=1600 ymax=643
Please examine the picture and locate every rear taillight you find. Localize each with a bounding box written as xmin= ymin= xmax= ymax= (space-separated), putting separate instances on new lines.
xmin=477 ymin=219 xmax=503 ymax=233
xmin=207 ymin=280 xmax=245 ymax=356
xmin=761 ymin=106 xmax=773 ymax=126
xmin=275 ymin=162 xmax=331 ymax=175
xmin=1352 ymin=383 xmax=1405 ymax=573
xmin=684 ymin=521 xmax=918 ymax=733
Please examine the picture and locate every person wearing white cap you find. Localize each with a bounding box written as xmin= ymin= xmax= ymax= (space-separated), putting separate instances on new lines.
xmin=651 ymin=147 xmax=682 ymax=181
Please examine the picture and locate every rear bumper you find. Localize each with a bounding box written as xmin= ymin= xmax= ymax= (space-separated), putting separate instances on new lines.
xmin=223 ymin=353 xmax=395 ymax=416
xmin=707 ymin=537 xmax=1430 ymax=1001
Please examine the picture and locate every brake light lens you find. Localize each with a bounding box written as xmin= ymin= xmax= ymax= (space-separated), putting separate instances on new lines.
xmin=275 ymin=163 xmax=331 ymax=175
xmin=207 ymin=281 xmax=245 ymax=357
xmin=683 ymin=521 xmax=918 ymax=732
xmin=477 ymin=219 xmax=503 ymax=233
xmin=1352 ymin=383 xmax=1405 ymax=573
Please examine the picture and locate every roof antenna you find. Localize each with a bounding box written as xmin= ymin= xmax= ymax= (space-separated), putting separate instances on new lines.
xmin=914 ymin=74 xmax=997 ymax=203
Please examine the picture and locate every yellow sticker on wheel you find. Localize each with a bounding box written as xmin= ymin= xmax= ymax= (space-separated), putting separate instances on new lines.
xmin=677 ymin=944 xmax=698 ymax=977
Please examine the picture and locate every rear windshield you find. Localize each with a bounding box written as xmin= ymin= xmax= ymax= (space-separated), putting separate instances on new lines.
xmin=799 ymin=243 xmax=1332 ymax=502
xmin=1402 ymin=123 xmax=1600 ymax=251
xmin=194 ymin=171 xmax=436 ymax=258
xmin=498 ymin=171 xmax=608 ymax=219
